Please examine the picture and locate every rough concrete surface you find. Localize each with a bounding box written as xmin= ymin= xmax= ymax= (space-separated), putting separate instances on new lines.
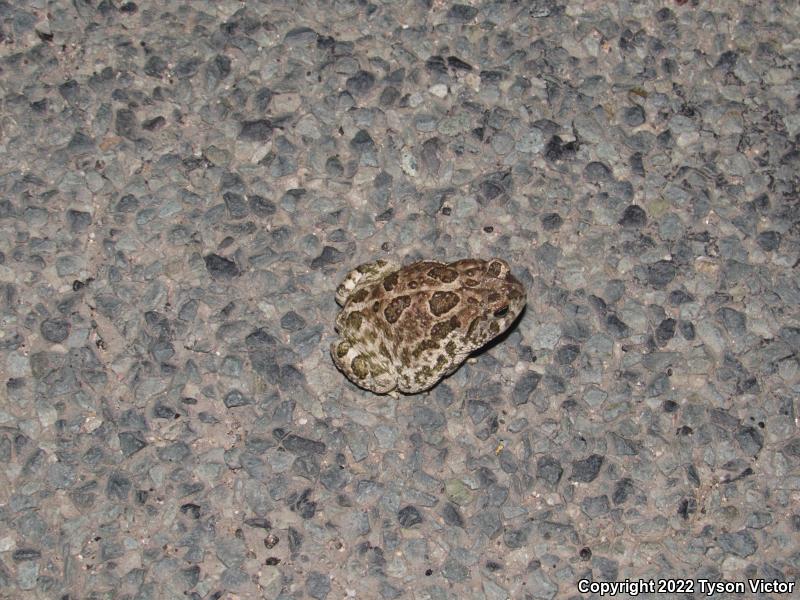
xmin=0 ymin=1 xmax=798 ymax=599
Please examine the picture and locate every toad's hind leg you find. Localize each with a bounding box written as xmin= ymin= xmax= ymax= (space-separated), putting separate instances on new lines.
xmin=335 ymin=259 xmax=399 ymax=306
xmin=330 ymin=339 xmax=398 ymax=394
xmin=395 ymin=332 xmax=470 ymax=394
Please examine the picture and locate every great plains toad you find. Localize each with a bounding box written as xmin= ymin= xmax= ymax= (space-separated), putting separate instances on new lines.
xmin=331 ymin=258 xmax=527 ymax=394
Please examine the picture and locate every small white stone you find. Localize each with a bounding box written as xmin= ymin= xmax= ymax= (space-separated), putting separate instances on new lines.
xmin=765 ymin=68 xmax=792 ymax=85
xmin=37 ymin=402 xmax=58 ymax=428
xmin=401 ymin=148 xmax=418 ymax=177
xmin=616 ymin=256 xmax=634 ymax=274
xmin=272 ymin=93 xmax=301 ymax=112
xmin=6 ymin=351 xmax=30 ymax=377
xmin=428 ymin=84 xmax=448 ymax=98
xmin=83 ymin=415 xmax=103 ymax=432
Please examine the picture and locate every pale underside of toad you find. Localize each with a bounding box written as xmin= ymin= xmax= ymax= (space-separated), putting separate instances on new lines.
xmin=331 ymin=258 xmax=527 ymax=395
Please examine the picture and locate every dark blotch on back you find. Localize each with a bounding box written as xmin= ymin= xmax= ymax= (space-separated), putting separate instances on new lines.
xmin=383 ymin=271 xmax=398 ymax=291
xmin=507 ymin=289 xmax=524 ymax=302
xmin=352 ymin=355 xmax=369 ymax=378
xmin=427 ymin=266 xmax=459 ymax=283
xmin=413 ymin=338 xmax=439 ymax=358
xmin=487 ymin=261 xmax=503 ymax=277
xmin=350 ymin=288 xmax=369 ymax=303
xmin=384 ymin=295 xmax=411 ymax=323
xmin=400 ymin=347 xmax=412 ymax=367
xmin=346 ymin=311 xmax=363 ymax=331
xmin=467 ymin=316 xmax=482 ymax=341
xmin=431 ymin=315 xmax=460 ymax=340
xmin=429 ymin=290 xmax=460 ymax=316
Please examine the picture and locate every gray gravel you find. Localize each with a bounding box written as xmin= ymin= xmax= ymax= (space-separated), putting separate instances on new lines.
xmin=1 ymin=1 xmax=799 ymax=598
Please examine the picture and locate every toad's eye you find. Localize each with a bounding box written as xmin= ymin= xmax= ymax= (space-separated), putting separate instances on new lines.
xmin=493 ymin=305 xmax=509 ymax=318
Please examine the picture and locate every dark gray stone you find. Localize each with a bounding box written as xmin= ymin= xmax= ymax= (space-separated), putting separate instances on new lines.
xmin=541 ymin=212 xmax=563 ymax=231
xmin=106 ymin=472 xmax=131 ymax=501
xmin=398 ymin=505 xmax=423 ymax=528
xmin=442 ymin=556 xmax=470 ymax=581
xmin=318 ymin=462 xmax=347 ymax=491
xmin=467 ymin=400 xmax=491 ymax=424
xmin=118 ymin=431 xmax=147 ymax=456
xmin=556 ymin=344 xmax=580 ymax=365
xmin=379 ymin=86 xmax=400 ymax=106
xmin=311 ymin=246 xmax=345 ymax=268
xmin=623 ymin=105 xmax=646 ymax=127
xmin=612 ymin=478 xmax=634 ymax=505
xmin=606 ymin=314 xmax=631 ymax=338
xmin=174 ymin=56 xmax=202 ymax=79
xmin=441 ymin=502 xmax=464 ymax=528
xmin=224 ymin=389 xmax=250 ymax=408
xmin=11 ymin=549 xmax=41 ymax=562
xmin=618 ymin=204 xmax=647 ymax=228
xmin=537 ymin=455 xmax=563 ymax=485
xmin=350 ymin=129 xmax=375 ymax=153
xmin=717 ymin=307 xmax=747 ymax=338
xmin=593 ymin=556 xmax=620 ymax=581
xmin=655 ymin=318 xmax=676 ymax=345
xmin=746 ymin=511 xmax=773 ymax=529
xmin=679 ymin=320 xmax=695 ymax=340
xmin=504 ymin=524 xmax=531 ymax=549
xmin=570 ymin=454 xmax=604 ymax=482
xmin=526 ymin=567 xmax=558 ymax=600
xmin=717 ymin=530 xmax=757 ymax=557
xmin=115 ymin=108 xmax=138 ymax=139
xmin=284 ymin=26 xmax=317 ymax=45
xmin=143 ymin=55 xmax=167 ymax=77
xmin=735 ymin=426 xmax=763 ymax=456
xmin=756 ymin=230 xmax=781 ymax=251
xmin=412 ymin=405 xmax=445 ymax=430
xmin=584 ymin=161 xmax=613 ymax=182
xmin=40 ymin=318 xmax=70 ymax=343
xmin=223 ymin=192 xmax=248 ymax=218
xmin=669 ymin=289 xmax=693 ymax=305
xmin=280 ymin=311 xmax=306 ymax=331
xmin=66 ymin=209 xmax=92 ymax=232
xmin=157 ymin=441 xmax=190 ymax=462
xmin=204 ymin=254 xmax=240 ymax=279
xmin=581 ymin=494 xmax=610 ymax=517
xmin=646 ymin=260 xmax=677 ymax=288
xmin=249 ymin=195 xmax=276 ymax=217
xmin=346 ymin=70 xmax=376 ymax=96
xmin=446 ymin=4 xmax=478 ymax=21
xmin=239 ymin=119 xmax=273 ymax=141
xmin=58 ymin=79 xmax=80 ymax=102
xmin=281 ymin=434 xmax=326 ymax=455
xmin=473 ymin=509 xmax=502 ymax=539
xmin=646 ymin=373 xmax=669 ymax=397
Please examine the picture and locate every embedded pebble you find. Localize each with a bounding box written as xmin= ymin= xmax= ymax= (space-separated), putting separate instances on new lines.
xmin=39 ymin=319 xmax=71 ymax=343
xmin=428 ymin=84 xmax=448 ymax=98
